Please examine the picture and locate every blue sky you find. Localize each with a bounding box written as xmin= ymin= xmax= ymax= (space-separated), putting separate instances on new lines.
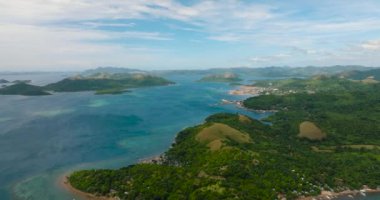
xmin=1 ymin=0 xmax=380 ymax=71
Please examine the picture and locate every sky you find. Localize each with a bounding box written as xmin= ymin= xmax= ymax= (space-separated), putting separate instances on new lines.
xmin=1 ymin=0 xmax=380 ymax=71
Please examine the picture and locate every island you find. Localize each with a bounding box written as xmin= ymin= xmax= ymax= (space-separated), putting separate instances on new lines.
xmin=66 ymin=76 xmax=380 ymax=200
xmin=0 ymin=83 xmax=51 ymax=96
xmin=199 ymin=72 xmax=242 ymax=83
xmin=0 ymin=72 xmax=174 ymax=96
xmin=44 ymin=72 xmax=174 ymax=94
xmin=0 ymin=79 xmax=9 ymax=84
xmin=12 ymin=80 xmax=32 ymax=84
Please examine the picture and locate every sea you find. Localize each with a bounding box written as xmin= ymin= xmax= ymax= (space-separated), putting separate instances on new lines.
xmin=0 ymin=72 xmax=378 ymax=200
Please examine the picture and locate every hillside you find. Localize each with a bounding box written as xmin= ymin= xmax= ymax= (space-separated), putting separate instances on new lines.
xmin=249 ymin=75 xmax=373 ymax=96
xmin=82 ymin=67 xmax=145 ymax=76
xmin=157 ymin=65 xmax=371 ymax=78
xmin=44 ymin=73 xmax=174 ymax=94
xmin=0 ymin=83 xmax=51 ymax=96
xmin=199 ymin=72 xmax=242 ymax=82
xmin=68 ymin=78 xmax=380 ymax=200
xmin=338 ymin=68 xmax=380 ymax=82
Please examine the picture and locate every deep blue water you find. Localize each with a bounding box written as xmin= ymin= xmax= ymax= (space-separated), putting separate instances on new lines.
xmin=0 ymin=73 xmax=378 ymax=200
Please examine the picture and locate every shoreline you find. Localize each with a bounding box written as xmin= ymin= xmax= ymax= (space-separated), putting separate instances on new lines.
xmin=58 ymin=155 xmax=163 ymax=200
xmin=59 ymin=173 xmax=116 ymax=200
xmin=228 ymin=85 xmax=265 ymax=96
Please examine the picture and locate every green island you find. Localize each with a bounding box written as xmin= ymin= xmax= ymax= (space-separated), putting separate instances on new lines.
xmin=199 ymin=72 xmax=242 ymax=83
xmin=0 ymin=73 xmax=174 ymax=96
xmin=68 ymin=77 xmax=380 ymax=199
xmin=45 ymin=73 xmax=174 ymax=94
xmin=0 ymin=83 xmax=51 ymax=96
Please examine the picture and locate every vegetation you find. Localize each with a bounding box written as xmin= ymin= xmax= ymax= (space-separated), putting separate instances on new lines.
xmin=0 ymin=83 xmax=51 ymax=96
xmin=0 ymin=73 xmax=173 ymax=96
xmin=338 ymin=68 xmax=380 ymax=82
xmin=195 ymin=123 xmax=251 ymax=151
xmin=157 ymin=65 xmax=373 ymax=78
xmin=199 ymin=72 xmax=242 ymax=82
xmin=44 ymin=73 xmax=174 ymax=93
xmin=69 ymin=78 xmax=380 ymax=200
xmin=82 ymin=67 xmax=145 ymax=76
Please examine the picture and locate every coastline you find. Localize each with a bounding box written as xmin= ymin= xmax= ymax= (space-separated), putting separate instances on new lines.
xmin=228 ymin=85 xmax=265 ymax=96
xmin=137 ymin=154 xmax=163 ymax=164
xmin=59 ymin=174 xmax=116 ymax=200
xmin=59 ymin=155 xmax=163 ymax=200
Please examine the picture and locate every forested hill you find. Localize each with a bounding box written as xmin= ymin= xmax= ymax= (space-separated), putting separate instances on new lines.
xmin=69 ymin=78 xmax=380 ymax=200
xmin=0 ymin=83 xmax=51 ymax=96
xmin=338 ymin=68 xmax=380 ymax=82
xmin=44 ymin=73 xmax=174 ymax=93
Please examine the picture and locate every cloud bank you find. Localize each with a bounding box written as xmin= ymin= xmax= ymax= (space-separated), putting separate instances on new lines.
xmin=1 ymin=0 xmax=380 ymax=70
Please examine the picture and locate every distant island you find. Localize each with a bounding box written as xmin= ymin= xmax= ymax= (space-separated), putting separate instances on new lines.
xmin=338 ymin=68 xmax=380 ymax=83
xmin=156 ymin=65 xmax=373 ymax=78
xmin=44 ymin=72 xmax=174 ymax=94
xmin=0 ymin=72 xmax=174 ymax=96
xmin=66 ymin=75 xmax=380 ymax=199
xmin=0 ymin=79 xmax=9 ymax=84
xmin=0 ymin=83 xmax=51 ymax=96
xmin=81 ymin=67 xmax=145 ymax=76
xmin=199 ymin=72 xmax=242 ymax=82
xmin=12 ymin=80 xmax=32 ymax=84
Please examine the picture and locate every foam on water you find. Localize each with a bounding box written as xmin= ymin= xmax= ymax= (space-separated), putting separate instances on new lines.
xmin=32 ymin=109 xmax=75 ymax=117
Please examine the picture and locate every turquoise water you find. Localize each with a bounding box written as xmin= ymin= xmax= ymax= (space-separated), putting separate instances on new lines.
xmin=0 ymin=73 xmax=378 ymax=200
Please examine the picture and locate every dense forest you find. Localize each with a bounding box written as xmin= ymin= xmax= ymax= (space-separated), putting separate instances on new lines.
xmin=69 ymin=78 xmax=380 ymax=199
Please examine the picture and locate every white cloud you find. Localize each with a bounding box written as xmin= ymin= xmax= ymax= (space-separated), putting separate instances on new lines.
xmin=81 ymin=22 xmax=136 ymax=28
xmin=1 ymin=0 xmax=380 ymax=70
xmin=250 ymin=53 xmax=291 ymax=64
xmin=208 ymin=34 xmax=241 ymax=42
xmin=0 ymin=24 xmax=170 ymax=70
xmin=360 ymin=40 xmax=380 ymax=51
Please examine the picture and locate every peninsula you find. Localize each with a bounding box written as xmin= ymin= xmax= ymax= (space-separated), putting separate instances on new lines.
xmin=0 ymin=83 xmax=51 ymax=96
xmin=67 ymin=77 xmax=380 ymax=199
